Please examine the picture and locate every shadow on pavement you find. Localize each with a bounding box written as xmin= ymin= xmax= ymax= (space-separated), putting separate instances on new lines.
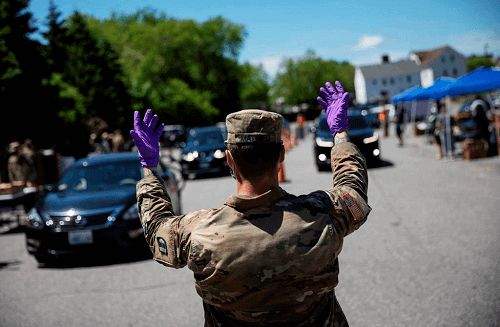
xmin=0 ymin=259 xmax=23 ymax=271
xmin=38 ymin=245 xmax=153 ymax=269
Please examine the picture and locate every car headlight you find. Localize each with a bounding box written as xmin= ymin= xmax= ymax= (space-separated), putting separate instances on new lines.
xmin=363 ymin=133 xmax=379 ymax=144
xmin=122 ymin=203 xmax=139 ymax=220
xmin=181 ymin=151 xmax=198 ymax=162
xmin=316 ymin=137 xmax=334 ymax=147
xmin=27 ymin=208 xmax=45 ymax=230
xmin=214 ymin=149 xmax=225 ymax=159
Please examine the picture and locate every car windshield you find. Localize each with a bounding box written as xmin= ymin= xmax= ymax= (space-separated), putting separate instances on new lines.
xmin=318 ymin=115 xmax=369 ymax=131
xmin=57 ymin=161 xmax=142 ymax=192
xmin=188 ymin=130 xmax=224 ymax=147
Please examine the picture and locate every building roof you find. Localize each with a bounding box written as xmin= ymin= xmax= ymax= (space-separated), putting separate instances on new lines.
xmin=358 ymin=60 xmax=422 ymax=79
xmin=411 ymin=45 xmax=454 ymax=65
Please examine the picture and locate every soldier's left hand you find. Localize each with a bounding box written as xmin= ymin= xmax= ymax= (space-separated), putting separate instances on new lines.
xmin=130 ymin=109 xmax=164 ymax=167
xmin=317 ymin=81 xmax=349 ymax=137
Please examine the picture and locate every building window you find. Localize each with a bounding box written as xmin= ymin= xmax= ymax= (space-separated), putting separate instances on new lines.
xmin=407 ymin=75 xmax=412 ymax=83
xmin=450 ymin=54 xmax=455 ymax=63
xmin=390 ymin=77 xmax=395 ymax=85
xmin=441 ymin=56 xmax=446 ymax=63
xmin=452 ymin=68 xmax=458 ymax=76
xmin=372 ymin=79 xmax=377 ymax=85
xmin=443 ymin=69 xmax=448 ymax=76
xmin=382 ymin=78 xmax=387 ymax=86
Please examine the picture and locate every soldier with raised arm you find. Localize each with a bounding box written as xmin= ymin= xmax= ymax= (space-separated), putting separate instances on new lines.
xmin=131 ymin=80 xmax=371 ymax=326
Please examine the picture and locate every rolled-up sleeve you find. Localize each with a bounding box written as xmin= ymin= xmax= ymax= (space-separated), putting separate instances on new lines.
xmin=325 ymin=142 xmax=371 ymax=237
xmin=136 ymin=175 xmax=188 ymax=268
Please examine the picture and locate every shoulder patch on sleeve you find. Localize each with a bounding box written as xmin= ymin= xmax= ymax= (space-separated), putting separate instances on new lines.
xmin=157 ymin=237 xmax=167 ymax=254
xmin=341 ymin=193 xmax=364 ymax=221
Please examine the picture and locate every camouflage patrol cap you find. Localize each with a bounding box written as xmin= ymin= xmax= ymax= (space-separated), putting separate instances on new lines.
xmin=226 ymin=110 xmax=283 ymax=144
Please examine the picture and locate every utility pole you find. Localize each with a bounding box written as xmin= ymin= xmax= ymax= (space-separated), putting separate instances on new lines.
xmin=484 ymin=43 xmax=489 ymax=56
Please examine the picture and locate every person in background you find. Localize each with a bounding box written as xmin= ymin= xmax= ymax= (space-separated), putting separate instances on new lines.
xmin=111 ymin=129 xmax=126 ymax=152
xmin=395 ymin=104 xmax=405 ymax=146
xmin=7 ymin=142 xmax=33 ymax=185
xmin=470 ymin=97 xmax=491 ymax=153
xmin=131 ymin=80 xmax=371 ymax=326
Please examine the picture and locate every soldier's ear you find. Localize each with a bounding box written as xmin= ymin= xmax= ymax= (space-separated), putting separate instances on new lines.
xmin=279 ymin=145 xmax=285 ymax=164
xmin=225 ymin=150 xmax=233 ymax=169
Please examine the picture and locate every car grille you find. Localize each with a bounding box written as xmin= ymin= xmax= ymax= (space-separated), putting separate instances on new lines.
xmin=50 ymin=212 xmax=112 ymax=230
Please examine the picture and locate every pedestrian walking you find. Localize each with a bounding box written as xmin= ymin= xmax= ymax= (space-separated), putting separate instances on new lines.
xmin=395 ymin=104 xmax=405 ymax=146
xmin=130 ymin=81 xmax=371 ymax=326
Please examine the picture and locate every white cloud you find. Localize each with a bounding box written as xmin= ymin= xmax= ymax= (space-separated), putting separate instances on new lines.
xmin=352 ymin=35 xmax=384 ymax=51
xmin=249 ymin=56 xmax=284 ymax=80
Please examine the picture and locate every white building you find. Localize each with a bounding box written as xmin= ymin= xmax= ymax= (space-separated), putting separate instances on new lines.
xmin=354 ymin=46 xmax=467 ymax=104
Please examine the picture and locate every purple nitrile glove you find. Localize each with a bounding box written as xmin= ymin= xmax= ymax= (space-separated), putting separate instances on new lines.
xmin=317 ymin=81 xmax=349 ymax=137
xmin=130 ymin=109 xmax=164 ymax=167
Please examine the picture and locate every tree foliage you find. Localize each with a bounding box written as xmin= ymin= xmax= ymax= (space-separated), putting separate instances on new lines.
xmin=40 ymin=6 xmax=133 ymax=157
xmin=466 ymin=56 xmax=495 ymax=72
xmin=0 ymin=0 xmax=46 ymax=144
xmin=270 ymin=50 xmax=354 ymax=109
xmin=239 ymin=62 xmax=270 ymax=110
xmin=86 ymin=8 xmax=247 ymax=126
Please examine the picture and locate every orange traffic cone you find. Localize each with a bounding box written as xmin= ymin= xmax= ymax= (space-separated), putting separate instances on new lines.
xmin=278 ymin=162 xmax=286 ymax=183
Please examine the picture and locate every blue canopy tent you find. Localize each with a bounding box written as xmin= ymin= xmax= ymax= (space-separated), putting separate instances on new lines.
xmin=413 ymin=77 xmax=456 ymax=101
xmin=392 ymin=85 xmax=422 ymax=104
xmin=444 ymin=67 xmax=500 ymax=97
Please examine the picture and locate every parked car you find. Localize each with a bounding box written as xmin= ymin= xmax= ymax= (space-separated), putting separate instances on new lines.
xmin=312 ymin=111 xmax=381 ymax=170
xmin=24 ymin=153 xmax=182 ymax=264
xmin=180 ymin=126 xmax=229 ymax=178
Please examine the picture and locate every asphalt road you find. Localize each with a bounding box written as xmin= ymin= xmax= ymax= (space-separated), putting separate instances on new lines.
xmin=1 ymin=125 xmax=499 ymax=327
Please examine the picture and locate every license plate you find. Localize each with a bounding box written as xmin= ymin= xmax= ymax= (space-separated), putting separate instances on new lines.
xmin=68 ymin=230 xmax=93 ymax=245
xmin=199 ymin=163 xmax=210 ymax=169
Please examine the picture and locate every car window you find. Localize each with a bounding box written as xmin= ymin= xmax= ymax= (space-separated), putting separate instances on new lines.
xmin=317 ymin=115 xmax=369 ymax=131
xmin=188 ymin=130 xmax=224 ymax=147
xmin=57 ymin=161 xmax=142 ymax=192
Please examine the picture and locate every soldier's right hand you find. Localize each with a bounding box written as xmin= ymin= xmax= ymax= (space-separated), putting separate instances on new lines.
xmin=130 ymin=109 xmax=164 ymax=167
xmin=317 ymin=81 xmax=349 ymax=137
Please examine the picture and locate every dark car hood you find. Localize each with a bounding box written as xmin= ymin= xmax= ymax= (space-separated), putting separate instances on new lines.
xmin=317 ymin=127 xmax=374 ymax=140
xmin=40 ymin=186 xmax=136 ymax=213
xmin=316 ymin=130 xmax=333 ymax=141
xmin=348 ymin=127 xmax=374 ymax=138
xmin=182 ymin=143 xmax=224 ymax=154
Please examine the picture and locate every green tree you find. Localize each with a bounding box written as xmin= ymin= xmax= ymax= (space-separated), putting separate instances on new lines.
xmin=86 ymin=9 xmax=247 ymax=126
xmin=270 ymin=50 xmax=354 ymax=110
xmin=466 ymin=56 xmax=495 ymax=72
xmin=239 ymin=62 xmax=270 ymax=110
xmin=41 ymin=9 xmax=133 ymax=157
xmin=0 ymin=0 xmax=46 ymax=144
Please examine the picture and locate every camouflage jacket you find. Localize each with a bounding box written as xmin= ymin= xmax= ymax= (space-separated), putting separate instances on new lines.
xmin=136 ymin=142 xmax=371 ymax=326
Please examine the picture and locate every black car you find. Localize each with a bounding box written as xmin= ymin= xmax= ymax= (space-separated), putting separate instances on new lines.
xmin=24 ymin=153 xmax=182 ymax=264
xmin=180 ymin=126 xmax=229 ymax=178
xmin=161 ymin=125 xmax=188 ymax=148
xmin=312 ymin=111 xmax=381 ymax=170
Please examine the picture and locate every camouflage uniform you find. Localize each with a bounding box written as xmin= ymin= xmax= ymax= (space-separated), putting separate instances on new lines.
xmin=137 ymin=137 xmax=370 ymax=326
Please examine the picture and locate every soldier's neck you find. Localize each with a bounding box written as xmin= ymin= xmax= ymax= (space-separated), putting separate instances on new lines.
xmin=235 ymin=174 xmax=279 ymax=197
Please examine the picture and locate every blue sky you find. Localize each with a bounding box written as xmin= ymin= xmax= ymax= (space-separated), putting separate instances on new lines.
xmin=27 ymin=0 xmax=500 ymax=80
